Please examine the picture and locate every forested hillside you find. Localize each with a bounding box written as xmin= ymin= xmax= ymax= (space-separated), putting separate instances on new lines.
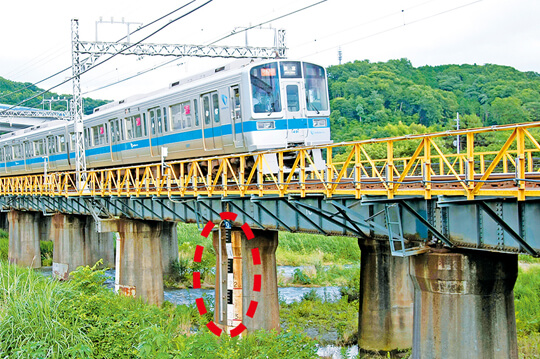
xmin=328 ymin=59 xmax=540 ymax=144
xmin=0 ymin=77 xmax=108 ymax=115
xmin=2 ymin=58 xmax=539 ymax=138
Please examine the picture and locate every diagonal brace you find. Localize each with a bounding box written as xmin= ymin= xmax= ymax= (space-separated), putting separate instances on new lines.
xmin=478 ymin=201 xmax=538 ymax=256
xmin=399 ymin=201 xmax=453 ymax=248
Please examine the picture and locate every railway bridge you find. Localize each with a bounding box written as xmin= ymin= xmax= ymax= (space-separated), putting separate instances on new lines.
xmin=3 ymin=121 xmax=540 ymax=358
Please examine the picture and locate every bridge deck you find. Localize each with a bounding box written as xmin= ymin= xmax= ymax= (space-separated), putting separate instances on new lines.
xmin=0 ymin=121 xmax=539 ymax=200
xmin=2 ymin=122 xmax=540 ymax=256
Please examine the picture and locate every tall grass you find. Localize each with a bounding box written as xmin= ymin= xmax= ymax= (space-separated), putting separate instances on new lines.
xmin=0 ymin=262 xmax=91 ymax=357
xmin=277 ymin=232 xmax=360 ymax=265
xmin=177 ymin=222 xmax=360 ymax=267
xmin=0 ymin=229 xmax=8 ymax=261
xmin=515 ymin=265 xmax=540 ymax=336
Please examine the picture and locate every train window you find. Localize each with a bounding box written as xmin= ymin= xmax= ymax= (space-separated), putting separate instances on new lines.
xmin=92 ymin=125 xmax=107 ymax=146
xmin=156 ymin=109 xmax=163 ymax=134
xmin=142 ymin=113 xmax=148 ymax=136
xmin=231 ymin=86 xmax=242 ymax=121
xmin=193 ymin=99 xmax=199 ymax=127
xmin=162 ymin=107 xmax=169 ymax=132
xmin=69 ymin=133 xmax=75 ymax=151
xmin=13 ymin=144 xmax=21 ymax=159
xmin=126 ymin=115 xmax=144 ymax=139
xmin=250 ymin=62 xmax=281 ymax=114
xmin=212 ymin=93 xmax=220 ymax=123
xmin=203 ymin=97 xmax=211 ymax=125
xmin=4 ymin=146 xmax=11 ymax=161
xmin=59 ymin=135 xmax=66 ymax=152
xmin=280 ymin=61 xmax=302 ymax=78
xmin=150 ymin=110 xmax=156 ymax=135
xmin=125 ymin=118 xmax=133 ymax=139
xmin=286 ymin=85 xmax=300 ymax=112
xmin=117 ymin=120 xmax=122 ymax=141
xmin=85 ymin=128 xmax=91 ymax=147
xmin=47 ymin=136 xmax=57 ymax=155
xmin=104 ymin=124 xmax=109 ymax=144
xmin=33 ymin=140 xmax=44 ymax=156
xmin=111 ymin=118 xmax=123 ymax=142
xmin=171 ymin=102 xmax=193 ymax=130
xmin=303 ymin=63 xmax=329 ymax=112
xmin=24 ymin=142 xmax=32 ymax=158
xmin=110 ymin=121 xmax=116 ymax=142
xmin=0 ymin=148 xmax=3 ymax=162
xmin=171 ymin=104 xmax=182 ymax=130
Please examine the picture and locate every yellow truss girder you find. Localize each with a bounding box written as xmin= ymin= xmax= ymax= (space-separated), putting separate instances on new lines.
xmin=2 ymin=122 xmax=540 ymax=200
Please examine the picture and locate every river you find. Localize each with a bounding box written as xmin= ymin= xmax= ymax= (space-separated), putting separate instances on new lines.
xmin=38 ymin=265 xmax=357 ymax=359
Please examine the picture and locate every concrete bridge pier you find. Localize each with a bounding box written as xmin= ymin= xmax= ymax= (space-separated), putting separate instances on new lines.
xmin=213 ymin=228 xmax=279 ymax=335
xmin=116 ymin=219 xmax=164 ymax=306
xmin=357 ymin=238 xmax=413 ymax=353
xmin=410 ymin=250 xmax=518 ymax=359
xmin=52 ymin=214 xmax=89 ymax=279
xmin=51 ymin=214 xmax=116 ymax=279
xmin=7 ymin=210 xmax=41 ymax=268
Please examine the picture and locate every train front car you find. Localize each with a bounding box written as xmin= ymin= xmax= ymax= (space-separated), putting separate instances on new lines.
xmin=244 ymin=60 xmax=331 ymax=172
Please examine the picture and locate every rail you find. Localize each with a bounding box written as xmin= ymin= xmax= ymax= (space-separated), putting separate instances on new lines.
xmin=1 ymin=121 xmax=540 ymax=200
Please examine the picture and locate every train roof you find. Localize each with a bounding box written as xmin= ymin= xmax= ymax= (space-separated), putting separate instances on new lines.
xmin=0 ymin=119 xmax=67 ymax=141
xmin=91 ymin=58 xmax=268 ymax=116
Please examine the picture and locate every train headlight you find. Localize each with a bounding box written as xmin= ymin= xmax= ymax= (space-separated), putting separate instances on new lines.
xmin=257 ymin=121 xmax=275 ymax=130
xmin=313 ymin=118 xmax=327 ymax=127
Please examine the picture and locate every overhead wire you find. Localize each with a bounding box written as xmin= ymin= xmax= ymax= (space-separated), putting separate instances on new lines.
xmin=207 ymin=0 xmax=328 ymax=46
xmin=0 ymin=0 xmax=213 ymax=115
xmin=292 ymin=0 xmax=439 ymax=50
xmin=0 ymin=0 xmax=198 ymax=103
xmin=82 ymin=0 xmax=329 ymax=96
xmin=82 ymin=57 xmax=181 ymax=95
xmin=299 ymin=0 xmax=483 ymax=60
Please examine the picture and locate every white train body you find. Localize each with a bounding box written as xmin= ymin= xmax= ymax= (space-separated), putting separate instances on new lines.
xmin=0 ymin=59 xmax=331 ymax=175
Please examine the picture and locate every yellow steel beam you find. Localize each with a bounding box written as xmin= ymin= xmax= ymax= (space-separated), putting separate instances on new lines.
xmin=0 ymin=121 xmax=540 ymax=200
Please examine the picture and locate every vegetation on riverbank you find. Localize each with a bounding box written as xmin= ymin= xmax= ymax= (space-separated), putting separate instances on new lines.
xmin=0 ymin=259 xmax=317 ymax=358
xmin=171 ymin=223 xmax=360 ymax=289
xmin=0 ymin=223 xmax=539 ymax=357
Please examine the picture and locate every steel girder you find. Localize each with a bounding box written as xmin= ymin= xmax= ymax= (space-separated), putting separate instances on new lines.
xmin=2 ymin=194 xmax=539 ymax=256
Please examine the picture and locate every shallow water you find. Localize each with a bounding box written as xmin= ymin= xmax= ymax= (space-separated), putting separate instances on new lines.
xmin=38 ymin=266 xmax=343 ymax=305
xmin=317 ymin=345 xmax=359 ymax=359
xmin=38 ymin=266 xmax=353 ymax=357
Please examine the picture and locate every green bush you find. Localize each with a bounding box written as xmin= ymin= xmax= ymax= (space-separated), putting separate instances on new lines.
xmin=515 ymin=266 xmax=540 ymax=335
xmin=292 ymin=268 xmax=312 ymax=285
xmin=0 ymin=260 xmax=317 ymax=358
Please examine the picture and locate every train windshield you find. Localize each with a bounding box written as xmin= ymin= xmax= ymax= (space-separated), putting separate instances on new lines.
xmin=303 ymin=63 xmax=329 ymax=112
xmin=250 ymin=63 xmax=282 ymax=114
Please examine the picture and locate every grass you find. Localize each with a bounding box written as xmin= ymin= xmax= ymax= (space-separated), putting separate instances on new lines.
xmin=0 ymin=222 xmax=538 ymax=357
xmin=277 ymin=232 xmax=360 ymax=266
xmin=0 ymin=259 xmax=317 ymax=358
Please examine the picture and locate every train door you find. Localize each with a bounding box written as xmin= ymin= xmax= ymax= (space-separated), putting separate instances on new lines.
xmin=109 ymin=119 xmax=120 ymax=162
xmin=201 ymin=92 xmax=223 ymax=151
xmin=148 ymin=108 xmax=163 ymax=157
xmin=4 ymin=146 xmax=11 ymax=174
xmin=281 ymin=79 xmax=308 ymax=143
xmin=23 ymin=141 xmax=30 ymax=171
xmin=230 ymin=86 xmax=244 ymax=148
xmin=46 ymin=136 xmax=57 ymax=170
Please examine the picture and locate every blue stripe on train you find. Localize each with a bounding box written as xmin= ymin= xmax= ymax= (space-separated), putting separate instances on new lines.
xmin=3 ymin=118 xmax=328 ymax=169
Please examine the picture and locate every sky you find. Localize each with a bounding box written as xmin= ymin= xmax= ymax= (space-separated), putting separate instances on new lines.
xmin=0 ymin=0 xmax=538 ymax=103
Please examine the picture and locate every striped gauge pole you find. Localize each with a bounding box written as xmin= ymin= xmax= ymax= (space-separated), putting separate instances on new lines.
xmin=221 ymin=219 xmax=243 ymax=331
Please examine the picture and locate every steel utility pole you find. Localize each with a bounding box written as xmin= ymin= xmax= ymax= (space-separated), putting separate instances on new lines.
xmin=70 ymin=17 xmax=286 ymax=191
xmin=71 ymin=19 xmax=86 ymax=190
xmin=455 ymin=112 xmax=461 ymax=154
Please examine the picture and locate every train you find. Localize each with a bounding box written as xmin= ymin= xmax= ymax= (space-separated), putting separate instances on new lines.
xmin=0 ymin=59 xmax=331 ymax=176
